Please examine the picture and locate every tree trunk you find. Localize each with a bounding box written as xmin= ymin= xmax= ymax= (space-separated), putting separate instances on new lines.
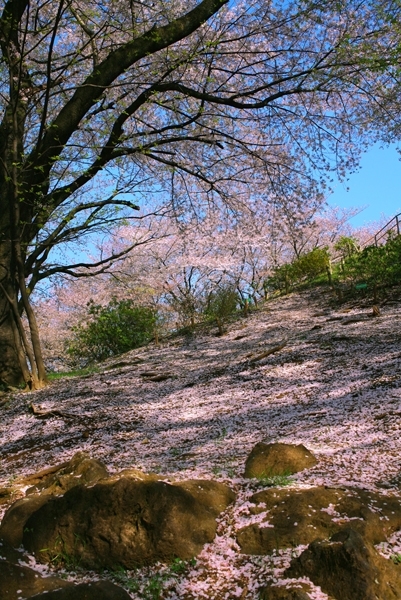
xmin=0 ymin=99 xmax=48 ymax=390
xmin=326 ymin=263 xmax=333 ymax=286
xmin=216 ymin=317 xmax=224 ymax=336
xmin=0 ymin=239 xmax=47 ymax=390
xmin=0 ymin=241 xmax=27 ymax=388
xmin=0 ymin=299 xmax=26 ymax=388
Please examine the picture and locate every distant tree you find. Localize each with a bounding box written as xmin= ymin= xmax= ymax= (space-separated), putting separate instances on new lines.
xmin=204 ymin=285 xmax=239 ymax=335
xmin=31 ymin=201 xmax=401 ymax=366
xmin=277 ymin=206 xmax=365 ymax=261
xmin=1 ymin=0 xmax=401 ymax=388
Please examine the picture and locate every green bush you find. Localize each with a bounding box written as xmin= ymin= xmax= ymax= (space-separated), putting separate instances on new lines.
xmin=334 ymin=236 xmax=359 ymax=259
xmin=204 ymin=285 xmax=239 ymax=334
xmin=293 ymin=248 xmax=330 ymax=280
xmin=267 ymin=263 xmax=297 ymax=294
xmin=67 ymin=298 xmax=157 ymax=366
xmin=267 ymin=248 xmax=330 ymax=293
xmin=341 ymin=234 xmax=401 ymax=293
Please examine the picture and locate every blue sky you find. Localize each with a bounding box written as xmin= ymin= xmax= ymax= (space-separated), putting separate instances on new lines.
xmin=327 ymin=143 xmax=401 ymax=228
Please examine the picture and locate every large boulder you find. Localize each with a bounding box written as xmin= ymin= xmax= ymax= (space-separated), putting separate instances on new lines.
xmin=22 ymin=478 xmax=235 ymax=569
xmin=107 ymin=468 xmax=168 ymax=483
xmin=260 ymin=585 xmax=314 ymax=600
xmin=244 ymin=443 xmax=317 ymax=479
xmin=24 ymin=452 xmax=109 ymax=496
xmin=0 ymin=495 xmax=51 ymax=547
xmin=29 ymin=581 xmax=132 ymax=600
xmin=0 ymin=560 xmax=70 ymax=600
xmin=174 ymin=479 xmax=236 ymax=516
xmin=285 ymin=528 xmax=401 ymax=600
xmin=0 ymin=454 xmax=109 ymax=548
xmin=237 ymin=486 xmax=401 ymax=554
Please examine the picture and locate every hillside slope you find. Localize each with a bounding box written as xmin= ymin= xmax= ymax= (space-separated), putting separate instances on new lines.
xmin=1 ymin=287 xmax=401 ymax=598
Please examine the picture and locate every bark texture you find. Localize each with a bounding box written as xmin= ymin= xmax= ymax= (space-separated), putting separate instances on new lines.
xmin=0 ymin=0 xmax=228 ymax=388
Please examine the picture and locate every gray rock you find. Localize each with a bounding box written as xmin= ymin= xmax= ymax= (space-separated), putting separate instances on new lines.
xmin=25 ymin=452 xmax=109 ymax=496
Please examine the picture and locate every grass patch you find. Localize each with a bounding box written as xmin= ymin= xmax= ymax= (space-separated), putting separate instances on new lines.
xmin=256 ymin=470 xmax=294 ymax=488
xmin=47 ymin=366 xmax=99 ymax=381
xmin=39 ymin=534 xmax=86 ymax=570
xmin=109 ymin=565 xmax=140 ymax=594
xmin=109 ymin=558 xmax=196 ymax=599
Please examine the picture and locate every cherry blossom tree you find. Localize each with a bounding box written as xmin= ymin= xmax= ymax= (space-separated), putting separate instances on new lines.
xmin=1 ymin=0 xmax=401 ymax=388
xmin=34 ymin=198 xmax=383 ymax=367
xmin=272 ymin=204 xmax=365 ymax=262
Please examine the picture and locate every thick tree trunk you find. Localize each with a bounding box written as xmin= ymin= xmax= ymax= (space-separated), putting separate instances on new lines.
xmin=0 ymin=301 xmax=26 ymax=388
xmin=0 ymin=242 xmax=27 ymax=387
xmin=0 ymin=239 xmax=47 ymax=390
xmin=0 ymin=88 xmax=48 ymax=389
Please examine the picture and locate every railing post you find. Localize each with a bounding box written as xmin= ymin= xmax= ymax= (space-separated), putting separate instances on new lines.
xmin=363 ymin=213 xmax=401 ymax=249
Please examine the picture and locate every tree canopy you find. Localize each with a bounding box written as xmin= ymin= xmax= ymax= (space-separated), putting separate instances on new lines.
xmin=1 ymin=0 xmax=401 ymax=389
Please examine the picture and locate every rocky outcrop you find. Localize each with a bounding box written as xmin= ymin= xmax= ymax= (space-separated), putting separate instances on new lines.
xmin=0 ymin=560 xmax=70 ymax=599
xmin=244 ymin=442 xmax=317 ymax=479
xmin=24 ymin=451 xmax=109 ymax=496
xmin=3 ymin=444 xmax=400 ymax=599
xmin=22 ymin=477 xmax=235 ymax=569
xmin=0 ymin=494 xmax=51 ymax=547
xmin=29 ymin=581 xmax=132 ymax=599
xmin=0 ymin=513 xmax=132 ymax=599
xmin=285 ymin=528 xmax=401 ymax=600
xmin=237 ymin=486 xmax=401 ymax=554
xmin=0 ymin=453 xmax=109 ymax=547
xmin=174 ymin=479 xmax=236 ymax=516
xmin=0 ymin=559 xmax=131 ymax=600
xmin=260 ymin=584 xmax=315 ymax=600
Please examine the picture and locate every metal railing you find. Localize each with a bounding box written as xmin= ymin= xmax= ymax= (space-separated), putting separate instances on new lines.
xmin=365 ymin=213 xmax=401 ymax=248
xmin=330 ymin=212 xmax=401 ymax=265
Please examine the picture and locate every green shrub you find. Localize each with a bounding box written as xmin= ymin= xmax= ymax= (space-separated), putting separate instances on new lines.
xmin=67 ymin=298 xmax=157 ymax=366
xmin=339 ymin=234 xmax=401 ymax=299
xmin=267 ymin=263 xmax=297 ymax=294
xmin=293 ymin=248 xmax=330 ymax=280
xmin=267 ymin=248 xmax=330 ymax=293
xmin=334 ymin=236 xmax=359 ymax=259
xmin=204 ymin=285 xmax=239 ymax=334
